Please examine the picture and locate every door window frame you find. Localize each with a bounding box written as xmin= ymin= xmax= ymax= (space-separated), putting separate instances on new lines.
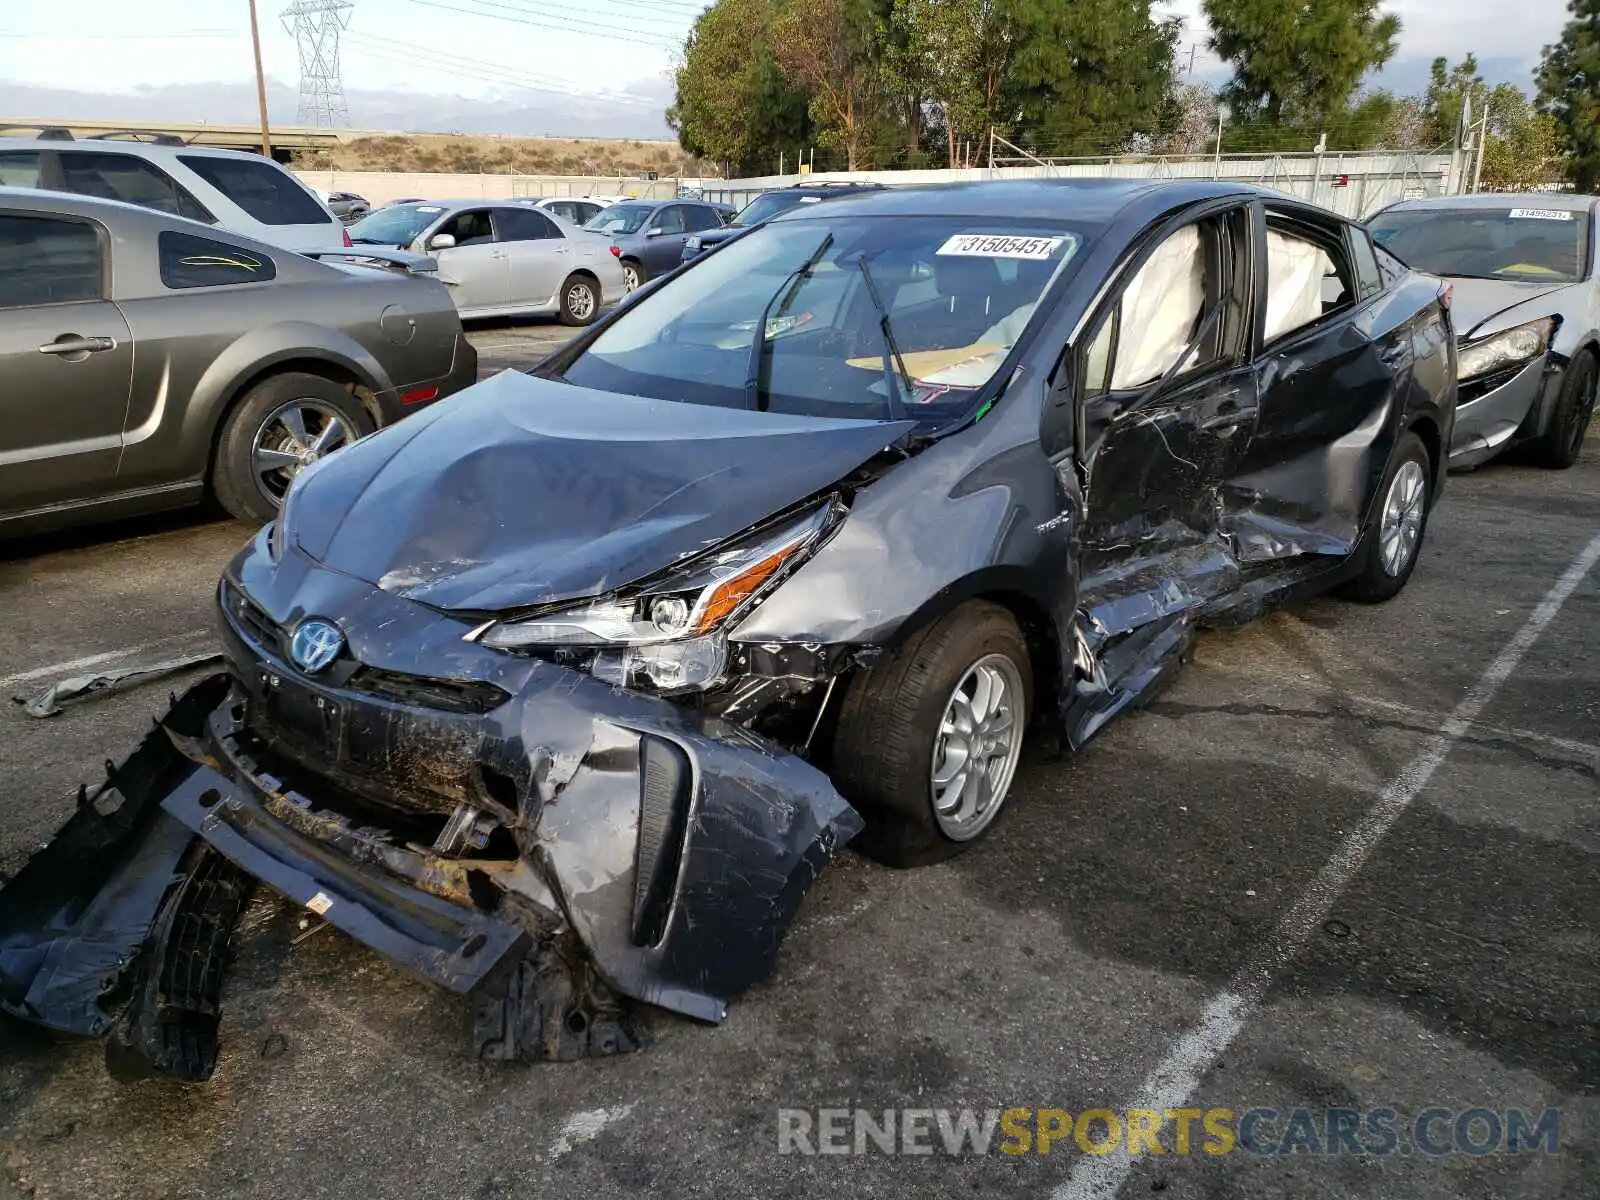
xmin=1072 ymin=200 xmax=1255 ymax=411
xmin=1255 ymin=202 xmax=1363 ymax=352
xmin=438 ymin=208 xmax=496 ymax=247
xmin=492 ymin=206 xmax=562 ymax=242
xmin=650 ymin=205 xmax=687 ymax=235
xmin=0 ymin=208 xmax=111 ymax=310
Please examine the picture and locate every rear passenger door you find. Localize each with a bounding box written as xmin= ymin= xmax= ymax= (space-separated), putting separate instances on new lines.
xmin=0 ymin=211 xmax=133 ymax=515
xmin=494 ymin=206 xmax=568 ymax=306
xmin=429 ymin=208 xmax=507 ymax=313
xmin=1219 ymin=203 xmax=1413 ymax=563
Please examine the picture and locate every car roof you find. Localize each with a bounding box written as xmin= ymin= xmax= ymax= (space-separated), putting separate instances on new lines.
xmin=0 ymin=134 xmax=289 ymax=166
xmin=759 ymin=178 xmax=1263 ymax=226
xmin=1377 ymin=192 xmax=1599 ymax=215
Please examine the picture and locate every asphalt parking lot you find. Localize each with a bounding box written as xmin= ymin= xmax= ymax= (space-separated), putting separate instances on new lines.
xmin=1 ymin=329 xmax=1595 ymax=1198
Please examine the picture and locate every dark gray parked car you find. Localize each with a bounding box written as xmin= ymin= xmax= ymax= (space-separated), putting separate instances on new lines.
xmin=581 ymin=198 xmax=729 ymax=290
xmin=0 ymin=188 xmax=477 ymax=534
xmin=1368 ymin=193 xmax=1598 ymax=469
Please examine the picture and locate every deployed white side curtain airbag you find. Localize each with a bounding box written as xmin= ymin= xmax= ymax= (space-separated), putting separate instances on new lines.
xmin=1265 ymin=230 xmax=1332 ymax=341
xmin=1110 ymin=225 xmax=1205 ymax=390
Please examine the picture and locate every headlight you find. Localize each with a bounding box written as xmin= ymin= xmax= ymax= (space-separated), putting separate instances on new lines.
xmin=1456 ymin=317 xmax=1555 ymax=381
xmin=685 ymin=235 xmax=702 ymax=250
xmin=475 ymin=502 xmax=840 ymax=692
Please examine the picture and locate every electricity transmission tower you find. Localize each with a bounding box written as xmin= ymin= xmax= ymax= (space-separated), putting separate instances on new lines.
xmin=282 ymin=0 xmax=353 ymax=128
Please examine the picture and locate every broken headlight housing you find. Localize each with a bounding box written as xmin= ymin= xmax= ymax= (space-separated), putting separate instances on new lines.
xmin=1456 ymin=317 xmax=1555 ymax=381
xmin=474 ymin=501 xmax=841 ymax=693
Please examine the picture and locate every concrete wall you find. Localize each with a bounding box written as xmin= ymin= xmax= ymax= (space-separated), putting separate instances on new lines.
xmin=292 ymin=170 xmax=699 ymax=206
xmin=695 ymin=153 xmax=1466 ymax=220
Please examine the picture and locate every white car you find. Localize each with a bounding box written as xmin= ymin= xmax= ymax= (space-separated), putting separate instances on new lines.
xmin=0 ymin=132 xmax=347 ymax=251
xmin=528 ymin=196 xmax=611 ymax=226
xmin=345 ymin=199 xmax=628 ymax=324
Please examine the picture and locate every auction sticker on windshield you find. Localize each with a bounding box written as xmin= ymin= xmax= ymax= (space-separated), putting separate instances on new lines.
xmin=937 ymin=233 xmax=1070 ymax=259
xmin=1509 ymin=208 xmax=1574 ymax=220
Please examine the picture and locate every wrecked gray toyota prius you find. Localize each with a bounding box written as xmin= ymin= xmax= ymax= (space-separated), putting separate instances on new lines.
xmin=0 ymin=180 xmax=1457 ymax=1079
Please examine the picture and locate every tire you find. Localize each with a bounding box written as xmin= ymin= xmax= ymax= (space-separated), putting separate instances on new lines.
xmin=1530 ymin=349 xmax=1596 ymax=469
xmin=621 ymin=261 xmax=643 ymax=292
xmin=559 ymin=273 xmax=600 ymax=326
xmin=212 ymin=372 xmax=374 ymax=525
xmin=832 ymin=601 xmax=1032 ymax=868
xmin=1339 ymin=431 xmax=1432 ymax=603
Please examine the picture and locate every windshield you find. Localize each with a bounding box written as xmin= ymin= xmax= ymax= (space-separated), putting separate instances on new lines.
xmin=347 ymin=203 xmax=444 ymax=246
xmin=584 ymin=204 xmax=654 ymax=235
xmin=1368 ymin=206 xmax=1590 ymax=282
xmin=561 ymin=216 xmax=1084 ymax=423
xmin=732 ymin=192 xmax=810 ymax=228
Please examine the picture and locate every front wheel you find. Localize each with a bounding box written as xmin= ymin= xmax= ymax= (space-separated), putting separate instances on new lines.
xmin=1339 ymin=431 xmax=1432 ymax=603
xmin=831 ymin=602 xmax=1032 ymax=867
xmin=621 ymin=261 xmax=642 ymax=292
xmin=1530 ymin=350 xmax=1596 ymax=469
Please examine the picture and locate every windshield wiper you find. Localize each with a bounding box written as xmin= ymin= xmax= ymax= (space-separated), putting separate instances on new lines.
xmin=854 ymin=255 xmax=914 ymax=421
xmin=744 ymin=232 xmax=833 ymax=411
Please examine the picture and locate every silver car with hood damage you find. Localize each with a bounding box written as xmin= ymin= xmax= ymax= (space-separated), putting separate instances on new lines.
xmin=0 ymin=180 xmax=1455 ymax=1080
xmin=1368 ymin=193 xmax=1598 ymax=469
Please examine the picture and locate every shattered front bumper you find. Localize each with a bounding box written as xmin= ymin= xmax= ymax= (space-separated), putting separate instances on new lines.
xmin=0 ymin=547 xmax=862 ymax=1078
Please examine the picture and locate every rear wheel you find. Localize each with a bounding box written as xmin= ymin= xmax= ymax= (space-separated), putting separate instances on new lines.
xmin=212 ymin=373 xmax=374 ymax=525
xmin=1339 ymin=431 xmax=1432 ymax=603
xmin=1530 ymin=349 xmax=1596 ymax=469
xmin=559 ymin=274 xmax=600 ymax=326
xmin=832 ymin=602 xmax=1031 ymax=867
xmin=621 ymin=261 xmax=642 ymax=292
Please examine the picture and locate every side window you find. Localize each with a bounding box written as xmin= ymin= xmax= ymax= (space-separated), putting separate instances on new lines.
xmin=0 ymin=215 xmax=103 ymax=308
xmin=1263 ymin=217 xmax=1357 ymax=342
xmin=1375 ymin=244 xmax=1407 ymax=287
xmin=1350 ymin=229 xmax=1383 ymax=298
xmin=575 ymin=202 xmax=601 ymax=225
xmin=0 ymin=151 xmax=43 ymax=188
xmin=1085 ymin=222 xmax=1217 ymax=395
xmin=652 ymin=206 xmax=687 ymax=235
xmin=495 ymin=207 xmax=561 ymax=241
xmin=440 ymin=210 xmax=495 ymax=246
xmin=685 ymin=205 xmax=721 ymax=232
xmin=175 ymin=154 xmax=329 ymax=225
xmin=158 ymin=231 xmax=276 ymax=289
xmin=58 ymin=152 xmax=214 ymax=222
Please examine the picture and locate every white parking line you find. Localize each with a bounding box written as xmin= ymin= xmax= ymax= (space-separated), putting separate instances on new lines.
xmin=1053 ymin=527 xmax=1600 ymax=1200
xmin=0 ymin=630 xmax=211 ymax=689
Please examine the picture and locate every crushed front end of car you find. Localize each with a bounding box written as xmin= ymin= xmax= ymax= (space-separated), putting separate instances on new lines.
xmin=0 ymin=377 xmax=904 ymax=1080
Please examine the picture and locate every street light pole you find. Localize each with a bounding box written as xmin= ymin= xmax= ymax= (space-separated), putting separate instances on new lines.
xmin=248 ymin=0 xmax=272 ymax=157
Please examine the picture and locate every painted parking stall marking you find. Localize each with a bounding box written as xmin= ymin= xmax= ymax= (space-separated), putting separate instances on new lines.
xmin=1053 ymin=526 xmax=1600 ymax=1200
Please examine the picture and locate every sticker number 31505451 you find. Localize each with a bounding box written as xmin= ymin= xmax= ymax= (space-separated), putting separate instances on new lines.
xmin=937 ymin=234 xmax=1066 ymax=259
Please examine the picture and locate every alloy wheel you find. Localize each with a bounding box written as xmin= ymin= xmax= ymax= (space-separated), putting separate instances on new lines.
xmin=567 ymin=280 xmax=597 ymax=321
xmin=251 ymin=400 xmax=354 ymax=508
xmin=622 ymin=264 xmax=640 ymax=292
xmin=1566 ymin=360 xmax=1596 ymax=458
xmin=1379 ymin=459 xmax=1427 ymax=577
xmin=930 ymin=653 xmax=1026 ymax=841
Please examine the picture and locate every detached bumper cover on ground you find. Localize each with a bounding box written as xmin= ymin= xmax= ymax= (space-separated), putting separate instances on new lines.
xmin=0 ymin=643 xmax=861 ymax=1077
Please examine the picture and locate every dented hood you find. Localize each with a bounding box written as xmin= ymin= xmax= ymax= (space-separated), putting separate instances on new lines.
xmin=288 ymin=371 xmax=913 ymax=612
xmin=1444 ymin=277 xmax=1576 ymax=339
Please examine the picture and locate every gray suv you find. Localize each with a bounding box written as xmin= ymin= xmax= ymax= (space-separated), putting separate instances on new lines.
xmin=0 ymin=188 xmax=477 ymax=534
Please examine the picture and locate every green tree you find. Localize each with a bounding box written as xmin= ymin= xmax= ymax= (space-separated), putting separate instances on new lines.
xmin=771 ymin=0 xmax=889 ymax=169
xmin=1203 ymin=0 xmax=1401 ymax=125
xmin=1538 ymin=0 xmax=1600 ymax=191
xmin=668 ymin=0 xmax=813 ymax=175
xmin=1480 ymin=84 xmax=1562 ymax=189
xmin=887 ymin=0 xmax=1020 ymax=163
xmin=1422 ymin=54 xmax=1486 ymax=148
xmin=1004 ymin=0 xmax=1180 ymax=155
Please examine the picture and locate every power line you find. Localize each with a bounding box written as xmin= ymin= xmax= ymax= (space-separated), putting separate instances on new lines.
xmin=343 ymin=30 xmax=663 ymax=107
xmin=399 ymin=0 xmax=683 ymax=49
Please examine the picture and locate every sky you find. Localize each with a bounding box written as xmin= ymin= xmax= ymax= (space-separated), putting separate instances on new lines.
xmin=0 ymin=0 xmax=1575 ymax=131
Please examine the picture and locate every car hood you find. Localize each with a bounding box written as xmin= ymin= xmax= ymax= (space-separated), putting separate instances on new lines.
xmin=287 ymin=371 xmax=914 ymax=613
xmin=1445 ymin=277 xmax=1578 ymax=339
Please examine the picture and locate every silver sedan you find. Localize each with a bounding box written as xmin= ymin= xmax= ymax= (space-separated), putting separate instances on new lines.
xmin=345 ymin=200 xmax=627 ymax=325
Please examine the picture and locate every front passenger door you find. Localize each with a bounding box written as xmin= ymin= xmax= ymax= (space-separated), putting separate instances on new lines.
xmin=0 ymin=212 xmax=134 ymax=515
xmin=428 ymin=209 xmax=507 ymax=314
